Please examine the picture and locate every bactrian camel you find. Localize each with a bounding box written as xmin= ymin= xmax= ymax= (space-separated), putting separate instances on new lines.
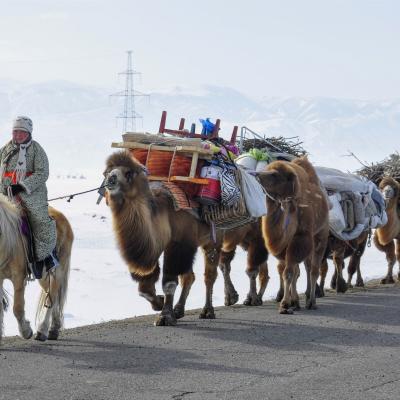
xmin=375 ymin=177 xmax=400 ymax=284
xmin=257 ymin=157 xmax=329 ymax=314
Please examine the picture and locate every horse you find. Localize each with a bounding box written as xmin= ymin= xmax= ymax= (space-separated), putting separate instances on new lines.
xmin=0 ymin=193 xmax=73 ymax=342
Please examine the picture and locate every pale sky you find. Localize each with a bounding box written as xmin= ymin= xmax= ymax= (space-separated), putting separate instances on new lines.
xmin=1 ymin=0 xmax=399 ymax=99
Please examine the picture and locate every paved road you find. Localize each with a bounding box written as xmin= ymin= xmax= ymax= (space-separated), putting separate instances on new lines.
xmin=1 ymin=283 xmax=400 ymax=400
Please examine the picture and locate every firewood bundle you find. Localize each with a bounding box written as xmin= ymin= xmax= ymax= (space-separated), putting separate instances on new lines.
xmin=241 ymin=136 xmax=307 ymax=157
xmin=356 ymin=153 xmax=400 ymax=185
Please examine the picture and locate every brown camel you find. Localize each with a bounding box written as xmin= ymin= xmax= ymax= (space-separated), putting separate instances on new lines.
xmin=257 ymin=157 xmax=329 ymax=313
xmin=104 ymin=151 xmax=224 ymax=326
xmin=374 ymin=177 xmax=400 ymax=284
xmin=318 ymin=230 xmax=369 ymax=296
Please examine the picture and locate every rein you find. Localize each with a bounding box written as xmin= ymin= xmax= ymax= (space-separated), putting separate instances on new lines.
xmin=47 ymin=184 xmax=109 ymax=203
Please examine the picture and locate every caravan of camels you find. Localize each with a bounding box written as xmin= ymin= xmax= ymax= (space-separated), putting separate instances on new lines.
xmin=0 ymin=113 xmax=399 ymax=340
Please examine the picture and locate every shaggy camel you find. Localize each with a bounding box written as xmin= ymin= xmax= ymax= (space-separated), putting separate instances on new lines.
xmin=257 ymin=157 xmax=329 ymax=313
xmin=374 ymin=177 xmax=400 ymax=283
xmin=318 ymin=231 xmax=369 ymax=296
xmin=0 ymin=197 xmax=73 ymax=343
xmin=105 ymin=151 xmax=226 ymax=326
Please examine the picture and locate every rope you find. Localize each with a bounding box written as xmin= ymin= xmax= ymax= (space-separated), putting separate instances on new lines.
xmin=47 ymin=184 xmax=108 ymax=203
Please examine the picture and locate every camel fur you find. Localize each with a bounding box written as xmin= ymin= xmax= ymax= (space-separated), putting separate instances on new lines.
xmin=257 ymin=156 xmax=329 ymax=313
xmin=374 ymin=177 xmax=400 ymax=284
xmin=104 ymin=151 xmax=224 ymax=326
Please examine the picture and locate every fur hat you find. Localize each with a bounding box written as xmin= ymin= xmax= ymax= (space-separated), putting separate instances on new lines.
xmin=12 ymin=116 xmax=33 ymax=134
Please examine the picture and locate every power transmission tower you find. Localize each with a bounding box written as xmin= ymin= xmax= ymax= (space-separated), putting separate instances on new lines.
xmin=111 ymin=50 xmax=148 ymax=132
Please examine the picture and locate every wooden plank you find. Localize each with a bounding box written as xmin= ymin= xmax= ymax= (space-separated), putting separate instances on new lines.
xmin=189 ymin=151 xmax=199 ymax=178
xmin=112 ymin=141 xmax=214 ymax=156
xmin=147 ymin=175 xmax=208 ymax=185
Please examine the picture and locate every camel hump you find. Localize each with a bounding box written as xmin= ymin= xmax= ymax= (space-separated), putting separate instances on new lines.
xmin=292 ymin=156 xmax=319 ymax=183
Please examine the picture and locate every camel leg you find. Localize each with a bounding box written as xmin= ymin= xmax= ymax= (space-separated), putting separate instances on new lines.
xmin=219 ymin=248 xmax=239 ymax=306
xmin=257 ymin=261 xmax=270 ymax=303
xmin=155 ymin=242 xmax=197 ymax=326
xmin=12 ymin=275 xmax=32 ymax=339
xmin=290 ymin=264 xmax=301 ymax=310
xmin=375 ymin=236 xmax=396 ymax=284
xmin=244 ymin=236 xmax=269 ymax=306
xmin=333 ymin=252 xmax=348 ymax=293
xmin=200 ymin=244 xmax=220 ymax=319
xmin=280 ymin=261 xmax=296 ymax=314
xmin=173 ymin=271 xmax=195 ymax=319
xmin=318 ymin=259 xmax=328 ymax=297
xmin=136 ymin=263 xmax=164 ymax=311
xmin=275 ymin=260 xmax=285 ymax=302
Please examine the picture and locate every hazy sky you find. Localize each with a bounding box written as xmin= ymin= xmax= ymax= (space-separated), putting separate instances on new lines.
xmin=1 ymin=0 xmax=399 ymax=99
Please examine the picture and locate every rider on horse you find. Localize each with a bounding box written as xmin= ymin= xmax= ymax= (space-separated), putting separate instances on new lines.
xmin=0 ymin=116 xmax=58 ymax=277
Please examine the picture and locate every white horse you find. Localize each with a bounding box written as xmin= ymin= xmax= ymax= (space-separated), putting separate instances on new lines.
xmin=0 ymin=194 xmax=73 ymax=342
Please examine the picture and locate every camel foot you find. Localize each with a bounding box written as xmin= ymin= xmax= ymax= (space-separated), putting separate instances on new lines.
xmin=315 ymin=283 xmax=324 ymax=298
xmin=154 ymin=312 xmax=177 ymax=326
xmin=305 ymin=299 xmax=317 ymax=310
xmin=243 ymin=294 xmax=263 ymax=306
xmin=151 ymin=295 xmax=164 ymax=311
xmin=330 ymin=277 xmax=337 ymax=290
xmin=224 ymin=290 xmax=239 ymax=306
xmin=290 ymin=300 xmax=301 ymax=311
xmin=355 ymin=279 xmax=365 ymax=288
xmin=34 ymin=332 xmax=48 ymax=342
xmin=380 ymin=276 xmax=395 ymax=285
xmin=275 ymin=290 xmax=284 ymax=303
xmin=279 ymin=302 xmax=294 ymax=314
xmin=347 ymin=282 xmax=353 ymax=289
xmin=48 ymin=329 xmax=59 ymax=340
xmin=336 ymin=277 xmax=348 ymax=293
xmin=173 ymin=304 xmax=185 ymax=320
xmin=199 ymin=307 xmax=215 ymax=319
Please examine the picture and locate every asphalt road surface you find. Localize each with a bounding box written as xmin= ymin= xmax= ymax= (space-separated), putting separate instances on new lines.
xmin=1 ymin=283 xmax=400 ymax=400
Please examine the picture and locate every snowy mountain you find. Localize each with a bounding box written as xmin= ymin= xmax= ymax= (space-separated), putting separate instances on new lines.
xmin=0 ymin=80 xmax=398 ymax=175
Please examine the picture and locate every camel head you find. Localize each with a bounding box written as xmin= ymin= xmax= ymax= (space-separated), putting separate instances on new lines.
xmin=379 ymin=176 xmax=400 ymax=209
xmin=104 ymin=151 xmax=149 ymax=204
xmin=256 ymin=160 xmax=300 ymax=202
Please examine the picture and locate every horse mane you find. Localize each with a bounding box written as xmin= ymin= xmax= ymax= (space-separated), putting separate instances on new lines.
xmin=0 ymin=194 xmax=23 ymax=261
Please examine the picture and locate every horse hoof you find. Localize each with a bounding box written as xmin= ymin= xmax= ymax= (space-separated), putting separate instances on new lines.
xmin=380 ymin=276 xmax=395 ymax=285
xmin=291 ymin=300 xmax=301 ymax=311
xmin=199 ymin=307 xmax=215 ymax=319
xmin=224 ymin=291 xmax=239 ymax=306
xmin=275 ymin=291 xmax=284 ymax=303
xmin=34 ymin=332 xmax=47 ymax=342
xmin=279 ymin=302 xmax=293 ymax=314
xmin=173 ymin=304 xmax=185 ymax=320
xmin=355 ymin=280 xmax=364 ymax=288
xmin=347 ymin=283 xmax=353 ymax=289
xmin=22 ymin=328 xmax=33 ymax=340
xmin=154 ymin=314 xmax=177 ymax=327
xmin=48 ymin=330 xmax=59 ymax=340
xmin=151 ymin=295 xmax=164 ymax=311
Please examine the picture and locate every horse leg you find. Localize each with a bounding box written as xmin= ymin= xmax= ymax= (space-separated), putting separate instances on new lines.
xmin=12 ymin=274 xmax=32 ymax=339
xmin=318 ymin=259 xmax=328 ymax=297
xmin=155 ymin=241 xmax=197 ymax=326
xmin=136 ymin=263 xmax=164 ymax=311
xmin=200 ymin=243 xmax=220 ymax=319
xmin=173 ymin=271 xmax=195 ymax=319
xmin=35 ymin=272 xmax=59 ymax=341
xmin=275 ymin=260 xmax=285 ymax=302
xmin=374 ymin=236 xmax=396 ymax=284
xmin=219 ymin=248 xmax=239 ymax=306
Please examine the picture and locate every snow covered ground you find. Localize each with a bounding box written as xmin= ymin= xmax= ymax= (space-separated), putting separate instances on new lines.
xmin=2 ymin=175 xmax=390 ymax=337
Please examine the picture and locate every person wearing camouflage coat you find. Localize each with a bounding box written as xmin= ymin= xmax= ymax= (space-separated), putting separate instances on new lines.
xmin=0 ymin=116 xmax=57 ymax=267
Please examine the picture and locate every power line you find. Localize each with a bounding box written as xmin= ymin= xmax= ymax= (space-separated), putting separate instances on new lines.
xmin=110 ymin=51 xmax=149 ymax=133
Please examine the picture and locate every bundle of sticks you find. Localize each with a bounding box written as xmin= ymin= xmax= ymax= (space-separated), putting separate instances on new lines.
xmin=241 ymin=136 xmax=307 ymax=157
xmin=356 ymin=153 xmax=400 ymax=185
